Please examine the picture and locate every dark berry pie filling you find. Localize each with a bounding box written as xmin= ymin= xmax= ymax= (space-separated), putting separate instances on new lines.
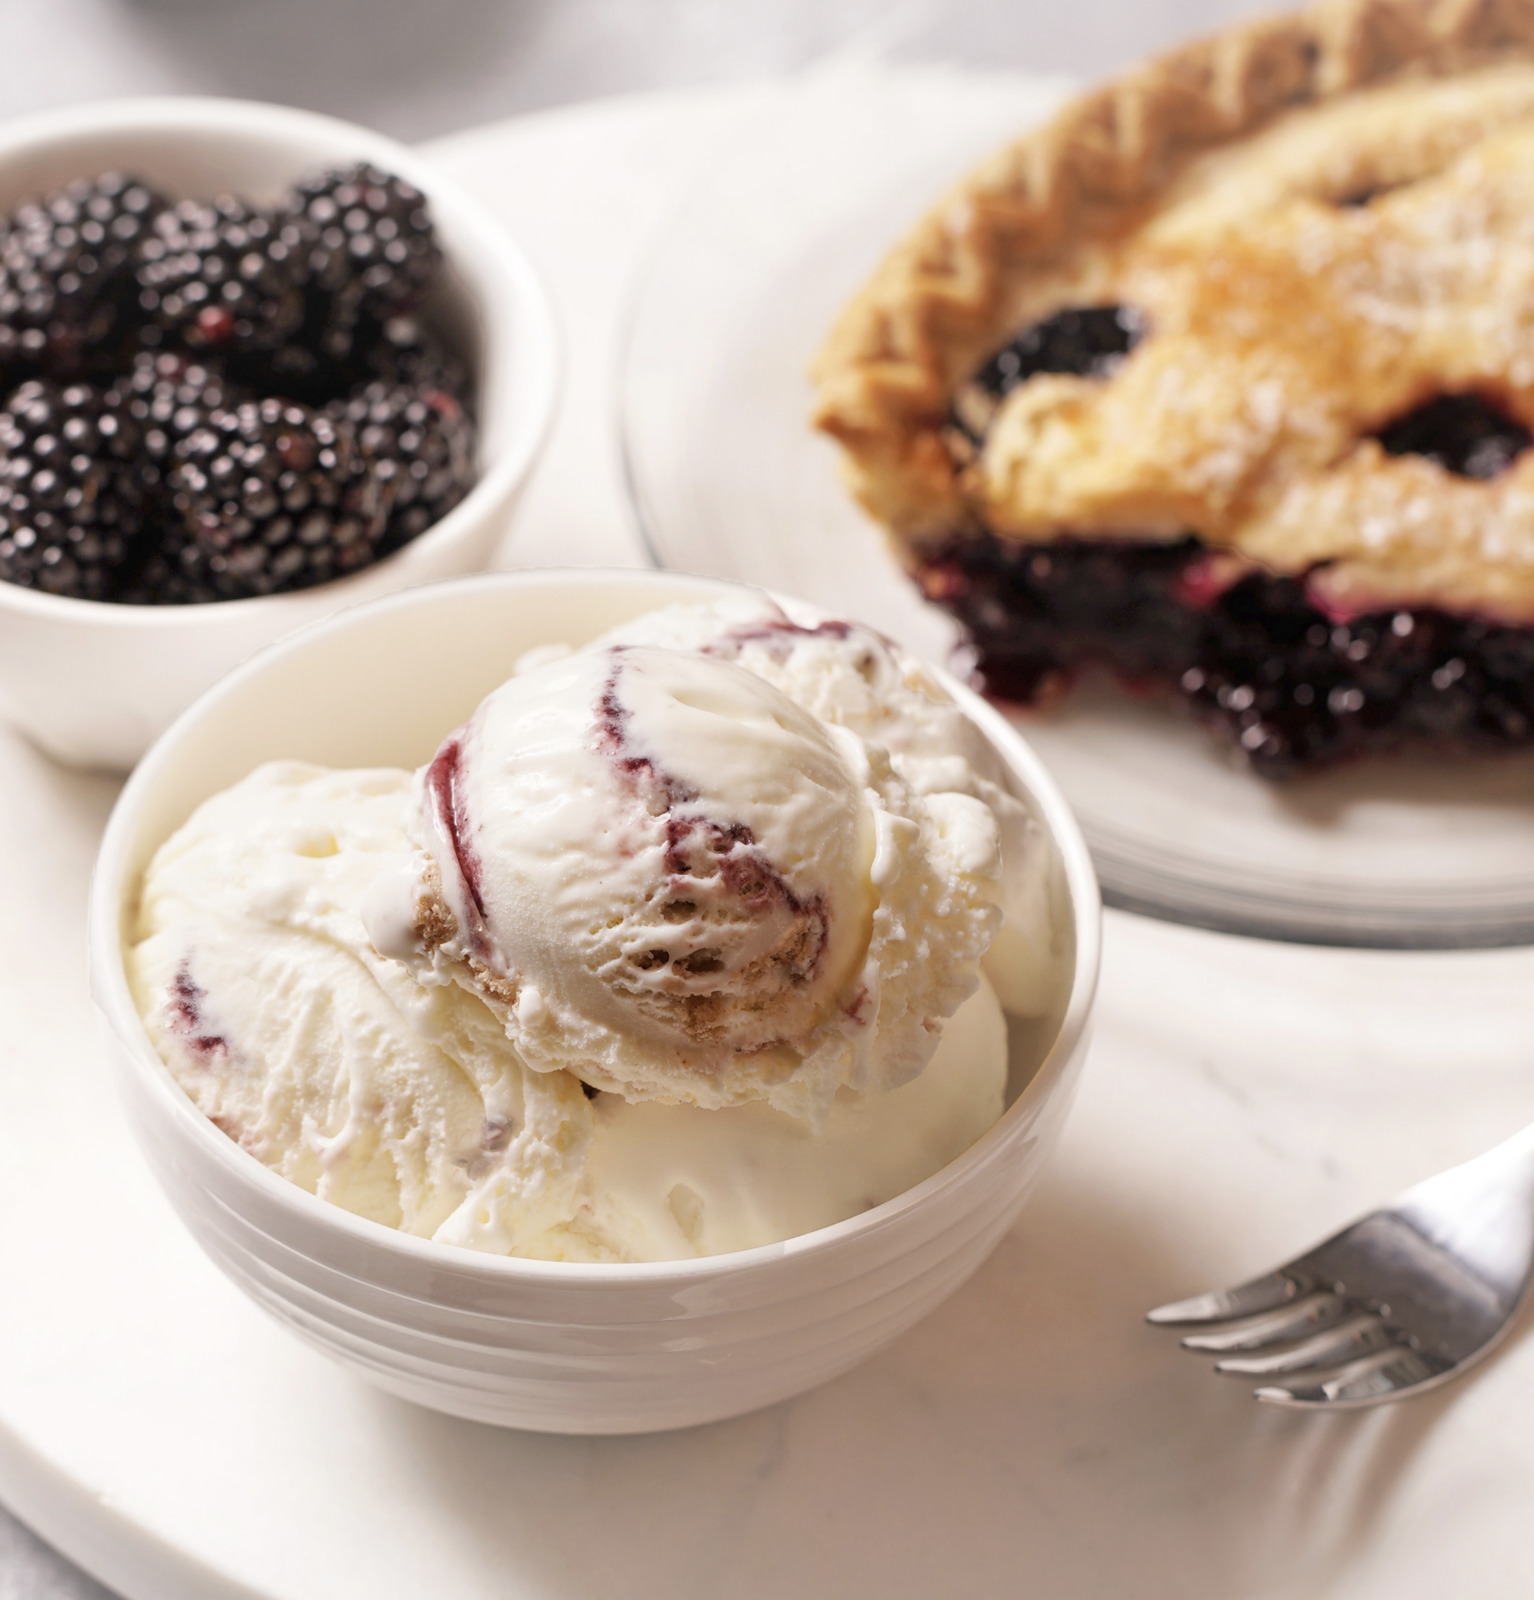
xmin=929 ymin=307 xmax=1534 ymax=777
xmin=918 ymin=534 xmax=1534 ymax=777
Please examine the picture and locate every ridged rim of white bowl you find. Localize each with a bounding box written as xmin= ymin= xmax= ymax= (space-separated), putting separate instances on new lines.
xmin=0 ymin=95 xmax=560 ymax=628
xmin=90 ymin=568 xmax=1101 ymax=1285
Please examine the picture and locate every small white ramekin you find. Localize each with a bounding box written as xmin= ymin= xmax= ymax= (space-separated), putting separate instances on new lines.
xmin=0 ymin=98 xmax=559 ymax=771
xmin=89 ymin=570 xmax=1100 ymax=1434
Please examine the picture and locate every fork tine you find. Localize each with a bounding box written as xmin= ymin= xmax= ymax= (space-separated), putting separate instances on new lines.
xmin=1254 ymin=1347 xmax=1454 ymax=1408
xmin=1178 ymin=1290 xmax=1347 ymax=1352
xmin=1212 ymin=1313 xmax=1395 ymax=1376
xmin=1146 ymin=1269 xmax=1306 ymax=1326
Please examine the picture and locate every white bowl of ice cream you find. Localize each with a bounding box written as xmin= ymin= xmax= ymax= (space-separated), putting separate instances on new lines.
xmin=89 ymin=569 xmax=1099 ymax=1434
xmin=0 ymin=97 xmax=558 ymax=771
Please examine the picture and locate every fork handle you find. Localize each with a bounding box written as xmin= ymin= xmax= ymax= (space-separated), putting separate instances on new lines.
xmin=1394 ymin=1117 xmax=1534 ymax=1301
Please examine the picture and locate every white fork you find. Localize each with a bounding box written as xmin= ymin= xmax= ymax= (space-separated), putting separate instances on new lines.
xmin=1147 ymin=1122 xmax=1534 ymax=1407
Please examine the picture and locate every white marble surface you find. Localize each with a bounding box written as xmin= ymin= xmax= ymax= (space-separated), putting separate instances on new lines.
xmin=6 ymin=25 xmax=1534 ymax=1600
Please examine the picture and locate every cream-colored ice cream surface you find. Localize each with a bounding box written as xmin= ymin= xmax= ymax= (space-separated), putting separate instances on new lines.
xmin=128 ymin=760 xmax=1007 ymax=1261
xmin=127 ymin=596 xmax=1064 ymax=1261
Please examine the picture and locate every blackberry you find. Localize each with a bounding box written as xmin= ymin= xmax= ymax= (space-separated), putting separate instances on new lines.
xmin=0 ymin=173 xmax=167 ymax=385
xmin=135 ymin=197 xmax=308 ymax=358
xmin=331 ymin=378 xmax=476 ymax=551
xmin=950 ymin=304 xmax=1145 ymax=450
xmin=148 ymin=397 xmax=388 ymax=602
xmin=287 ymin=165 xmax=441 ymax=361
xmin=111 ymin=353 xmax=251 ymax=602
xmin=0 ymin=379 xmax=144 ymax=599
xmin=116 ymin=350 xmax=248 ymax=477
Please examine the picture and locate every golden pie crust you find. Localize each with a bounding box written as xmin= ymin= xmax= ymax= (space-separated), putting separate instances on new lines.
xmin=812 ymin=0 xmax=1534 ymax=621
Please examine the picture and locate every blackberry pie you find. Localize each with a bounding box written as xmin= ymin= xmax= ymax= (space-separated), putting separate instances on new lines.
xmin=814 ymin=0 xmax=1534 ymax=776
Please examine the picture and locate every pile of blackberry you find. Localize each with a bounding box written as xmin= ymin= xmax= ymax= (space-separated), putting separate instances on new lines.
xmin=0 ymin=163 xmax=476 ymax=604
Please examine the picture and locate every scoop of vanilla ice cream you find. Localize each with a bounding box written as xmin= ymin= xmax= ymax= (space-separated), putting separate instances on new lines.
xmin=127 ymin=763 xmax=593 ymax=1248
xmin=591 ymin=596 xmax=1062 ymax=1016
xmin=368 ymin=641 xmax=1004 ymax=1120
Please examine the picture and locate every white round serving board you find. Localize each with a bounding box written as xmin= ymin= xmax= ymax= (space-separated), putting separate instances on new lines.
xmin=5 ymin=74 xmax=1534 ymax=1600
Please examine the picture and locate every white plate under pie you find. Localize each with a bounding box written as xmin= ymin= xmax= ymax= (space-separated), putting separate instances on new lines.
xmin=619 ymin=66 xmax=1534 ymax=950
